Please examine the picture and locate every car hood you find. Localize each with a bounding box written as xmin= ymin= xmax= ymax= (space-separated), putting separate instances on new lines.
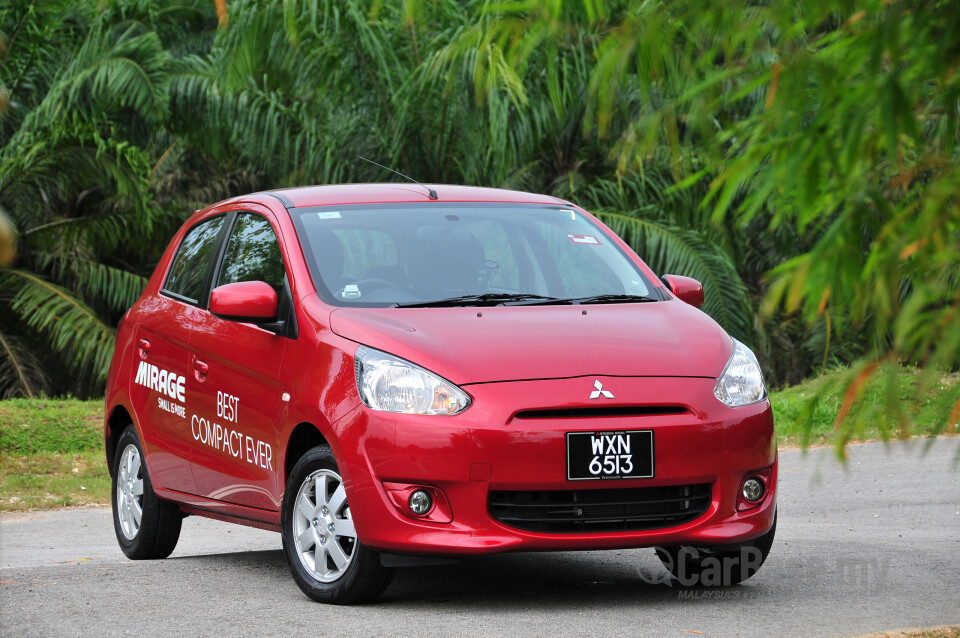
xmin=327 ymin=300 xmax=733 ymax=385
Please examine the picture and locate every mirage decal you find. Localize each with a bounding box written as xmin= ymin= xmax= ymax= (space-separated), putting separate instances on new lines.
xmin=134 ymin=361 xmax=186 ymax=417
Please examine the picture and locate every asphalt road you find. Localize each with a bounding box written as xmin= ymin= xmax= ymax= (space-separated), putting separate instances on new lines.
xmin=1 ymin=438 xmax=958 ymax=638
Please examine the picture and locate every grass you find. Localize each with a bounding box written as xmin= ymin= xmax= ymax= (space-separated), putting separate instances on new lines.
xmin=772 ymin=366 xmax=959 ymax=448
xmin=0 ymin=398 xmax=108 ymax=511
xmin=1 ymin=367 xmax=957 ymax=511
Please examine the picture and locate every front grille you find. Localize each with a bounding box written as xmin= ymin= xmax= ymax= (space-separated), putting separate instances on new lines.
xmin=513 ymin=405 xmax=687 ymax=419
xmin=489 ymin=484 xmax=711 ymax=533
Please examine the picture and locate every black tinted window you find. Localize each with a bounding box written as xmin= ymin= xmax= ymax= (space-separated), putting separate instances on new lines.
xmin=217 ymin=213 xmax=285 ymax=289
xmin=164 ymin=216 xmax=225 ymax=302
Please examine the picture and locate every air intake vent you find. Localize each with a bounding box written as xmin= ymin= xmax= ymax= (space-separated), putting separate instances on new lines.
xmin=513 ymin=405 xmax=688 ymax=419
xmin=490 ymin=484 xmax=711 ymax=533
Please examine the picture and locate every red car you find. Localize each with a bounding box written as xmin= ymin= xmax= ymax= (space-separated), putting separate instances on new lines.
xmin=105 ymin=183 xmax=777 ymax=603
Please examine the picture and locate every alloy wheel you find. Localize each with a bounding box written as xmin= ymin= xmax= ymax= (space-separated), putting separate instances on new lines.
xmin=292 ymin=469 xmax=357 ymax=582
xmin=116 ymin=443 xmax=144 ymax=540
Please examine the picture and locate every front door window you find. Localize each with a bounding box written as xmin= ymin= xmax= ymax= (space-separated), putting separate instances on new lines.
xmin=188 ymin=212 xmax=288 ymax=509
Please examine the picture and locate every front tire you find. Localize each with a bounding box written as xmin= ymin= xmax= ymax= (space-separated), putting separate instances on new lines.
xmin=281 ymin=445 xmax=394 ymax=604
xmin=656 ymin=510 xmax=777 ymax=586
xmin=111 ymin=425 xmax=182 ymax=559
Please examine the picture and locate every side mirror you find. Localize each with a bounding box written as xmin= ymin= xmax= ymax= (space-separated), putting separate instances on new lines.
xmin=209 ymin=281 xmax=278 ymax=322
xmin=661 ymin=274 xmax=704 ymax=308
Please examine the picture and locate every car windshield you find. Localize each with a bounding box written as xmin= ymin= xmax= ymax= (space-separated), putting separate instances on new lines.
xmin=291 ymin=203 xmax=654 ymax=307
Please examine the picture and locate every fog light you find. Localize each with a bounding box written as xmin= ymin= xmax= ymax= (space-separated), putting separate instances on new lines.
xmin=408 ymin=490 xmax=433 ymax=515
xmin=742 ymin=477 xmax=765 ymax=502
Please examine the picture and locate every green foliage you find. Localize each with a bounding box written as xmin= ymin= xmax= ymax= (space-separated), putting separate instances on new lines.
xmin=0 ymin=327 xmax=48 ymax=398
xmin=772 ymin=366 xmax=959 ymax=452
xmin=596 ymin=210 xmax=752 ymax=342
xmin=0 ymin=397 xmax=102 ymax=454
xmin=0 ymin=2 xmax=191 ymax=396
xmin=0 ymin=398 xmax=107 ymax=510
xmin=165 ymin=0 xmax=755 ymax=340
xmin=0 ymin=450 xmax=110 ymax=510
xmin=462 ymin=0 xmax=960 ymax=419
xmin=2 ymin=269 xmax=116 ymax=381
xmin=0 ymin=0 xmax=956 ymax=441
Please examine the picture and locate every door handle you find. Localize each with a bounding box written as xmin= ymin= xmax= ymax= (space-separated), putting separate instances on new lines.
xmin=137 ymin=339 xmax=150 ymax=359
xmin=192 ymin=357 xmax=209 ymax=382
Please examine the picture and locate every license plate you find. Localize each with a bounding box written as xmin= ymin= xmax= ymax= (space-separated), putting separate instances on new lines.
xmin=566 ymin=430 xmax=654 ymax=481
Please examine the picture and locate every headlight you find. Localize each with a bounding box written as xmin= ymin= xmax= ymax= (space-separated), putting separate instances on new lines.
xmin=713 ymin=339 xmax=766 ymax=407
xmin=354 ymin=346 xmax=471 ymax=415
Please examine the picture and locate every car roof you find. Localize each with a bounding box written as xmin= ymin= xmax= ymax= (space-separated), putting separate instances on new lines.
xmin=247 ymin=183 xmax=571 ymax=209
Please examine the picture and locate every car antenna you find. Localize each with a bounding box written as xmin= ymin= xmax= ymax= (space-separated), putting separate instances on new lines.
xmin=357 ymin=156 xmax=438 ymax=200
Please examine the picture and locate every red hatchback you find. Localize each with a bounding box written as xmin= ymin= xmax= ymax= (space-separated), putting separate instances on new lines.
xmin=105 ymin=183 xmax=777 ymax=603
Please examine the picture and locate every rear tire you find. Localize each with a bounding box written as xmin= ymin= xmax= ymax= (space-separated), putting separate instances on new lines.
xmin=281 ymin=445 xmax=395 ymax=604
xmin=111 ymin=425 xmax=182 ymax=560
xmin=656 ymin=510 xmax=776 ymax=586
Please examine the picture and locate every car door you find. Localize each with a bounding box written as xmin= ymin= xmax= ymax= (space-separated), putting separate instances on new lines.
xmin=187 ymin=210 xmax=289 ymax=511
xmin=132 ymin=214 xmax=228 ymax=494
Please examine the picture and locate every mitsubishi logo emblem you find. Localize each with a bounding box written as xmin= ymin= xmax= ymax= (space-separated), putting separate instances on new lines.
xmin=589 ymin=380 xmax=614 ymax=399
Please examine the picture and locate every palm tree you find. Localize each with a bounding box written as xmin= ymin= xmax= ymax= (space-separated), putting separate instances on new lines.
xmin=11 ymin=0 xmax=947 ymax=407
xmin=170 ymin=0 xmax=755 ymax=339
xmin=0 ymin=4 xmax=174 ymax=397
xmin=453 ymin=0 xmax=960 ymax=433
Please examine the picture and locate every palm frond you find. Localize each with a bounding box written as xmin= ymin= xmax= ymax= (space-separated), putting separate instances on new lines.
xmin=1 ymin=269 xmax=115 ymax=383
xmin=595 ymin=209 xmax=754 ymax=344
xmin=0 ymin=325 xmax=50 ymax=398
xmin=27 ymin=252 xmax=148 ymax=311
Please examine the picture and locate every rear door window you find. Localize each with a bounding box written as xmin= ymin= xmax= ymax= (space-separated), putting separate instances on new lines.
xmin=164 ymin=216 xmax=226 ymax=303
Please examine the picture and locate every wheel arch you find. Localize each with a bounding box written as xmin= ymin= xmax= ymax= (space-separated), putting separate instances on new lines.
xmin=283 ymin=422 xmax=330 ymax=483
xmin=105 ymin=403 xmax=137 ymax=470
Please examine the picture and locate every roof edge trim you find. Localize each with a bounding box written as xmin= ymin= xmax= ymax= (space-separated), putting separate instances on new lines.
xmin=262 ymin=192 xmax=295 ymax=209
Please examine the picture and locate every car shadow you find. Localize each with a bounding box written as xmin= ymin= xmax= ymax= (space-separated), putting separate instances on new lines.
xmin=167 ymin=548 xmax=775 ymax=609
xmin=380 ymin=551 xmax=773 ymax=608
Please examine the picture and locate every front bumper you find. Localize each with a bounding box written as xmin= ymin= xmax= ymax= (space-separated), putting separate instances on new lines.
xmin=332 ymin=375 xmax=777 ymax=555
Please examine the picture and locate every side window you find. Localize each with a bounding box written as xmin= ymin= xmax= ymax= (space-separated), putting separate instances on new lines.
xmin=217 ymin=213 xmax=286 ymax=290
xmin=164 ymin=216 xmax=226 ymax=303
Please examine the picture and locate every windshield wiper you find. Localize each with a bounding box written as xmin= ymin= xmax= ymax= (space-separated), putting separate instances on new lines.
xmin=571 ymin=293 xmax=658 ymax=304
xmin=394 ymin=293 xmax=559 ymax=308
xmin=511 ymin=293 xmax=659 ymax=306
